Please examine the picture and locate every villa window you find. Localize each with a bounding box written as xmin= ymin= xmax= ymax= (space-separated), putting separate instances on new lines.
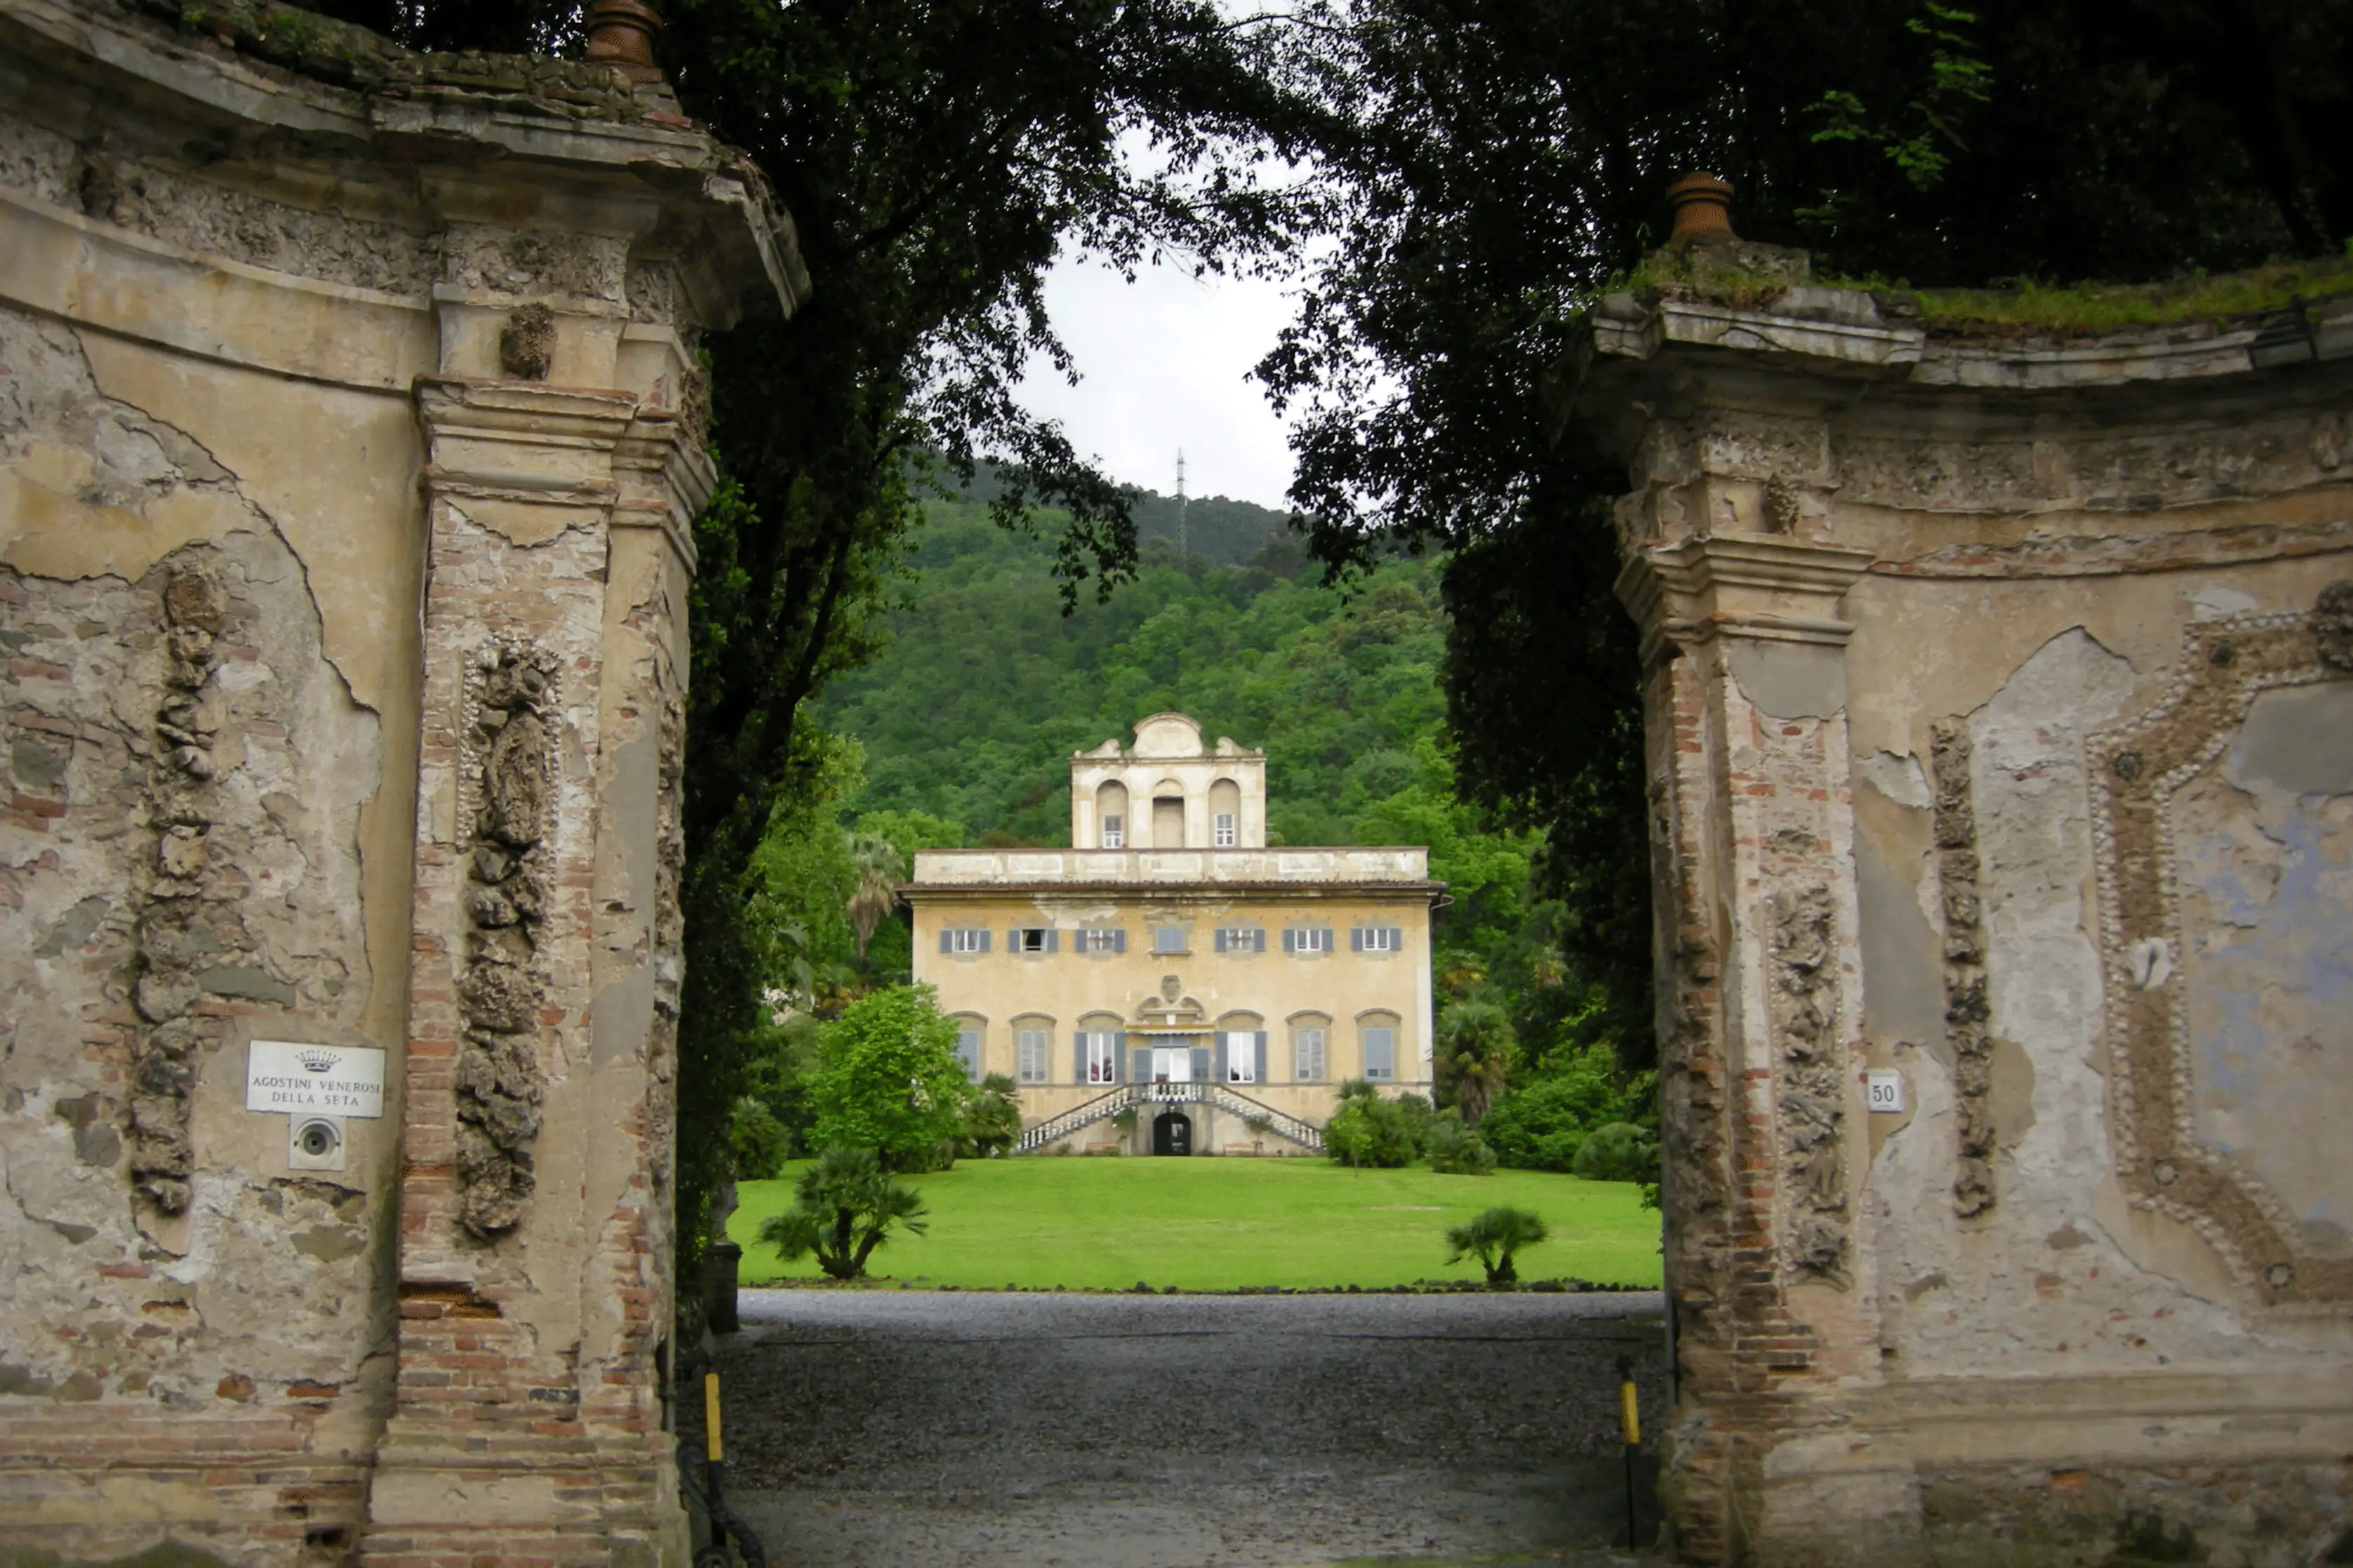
xmin=1221 ymin=1030 xmax=1265 ymax=1084
xmin=1011 ymin=926 xmax=1056 ymax=953
xmin=1283 ymin=925 xmax=1332 ymax=955
xmin=954 ymin=1024 xmax=983 ymax=1082
xmin=1152 ymin=925 xmax=1187 ymax=955
xmin=1101 ymin=814 xmax=1124 ymax=848
xmin=1213 ymin=925 xmax=1266 ymax=953
xmin=1079 ymin=927 xmax=1126 ymax=953
xmin=1292 ymin=1026 xmax=1327 ymax=1083
xmin=1081 ymin=1030 xmax=1121 ymax=1085
xmin=1352 ymin=926 xmax=1403 ymax=953
xmin=1361 ymin=1024 xmax=1397 ymax=1081
xmin=1214 ymin=812 xmax=1237 ymax=847
xmin=942 ymin=927 xmax=989 ymax=954
xmin=1017 ymin=1026 xmax=1051 ymax=1085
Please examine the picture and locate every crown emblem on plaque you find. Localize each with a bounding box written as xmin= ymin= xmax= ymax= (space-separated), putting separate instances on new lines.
xmin=298 ymin=1049 xmax=338 ymax=1073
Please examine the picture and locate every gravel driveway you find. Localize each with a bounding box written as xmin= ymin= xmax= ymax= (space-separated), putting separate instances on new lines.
xmin=696 ymin=1288 xmax=1669 ymax=1568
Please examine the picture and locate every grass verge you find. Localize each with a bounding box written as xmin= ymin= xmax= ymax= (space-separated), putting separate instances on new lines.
xmin=728 ymin=1156 xmax=1660 ymax=1291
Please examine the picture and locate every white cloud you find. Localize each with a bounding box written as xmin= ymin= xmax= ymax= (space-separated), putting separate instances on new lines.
xmin=1017 ymin=251 xmax=1301 ymax=510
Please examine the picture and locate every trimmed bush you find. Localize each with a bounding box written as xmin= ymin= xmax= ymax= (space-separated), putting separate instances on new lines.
xmin=1324 ymin=1080 xmax=1425 ymax=1168
xmin=1423 ymin=1108 xmax=1496 ymax=1175
xmin=1571 ymin=1120 xmax=1660 ymax=1184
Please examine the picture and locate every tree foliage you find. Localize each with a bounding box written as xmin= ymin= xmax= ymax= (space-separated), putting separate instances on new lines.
xmin=1263 ymin=0 xmax=2353 ymax=1077
xmin=806 ymin=984 xmax=971 ymax=1172
xmin=1479 ymin=1045 xmax=1647 ymax=1173
xmin=1324 ymin=1081 xmax=1432 ymax=1168
xmin=1434 ymin=999 xmax=1518 ymax=1125
xmin=756 ymin=1144 xmax=929 ymax=1280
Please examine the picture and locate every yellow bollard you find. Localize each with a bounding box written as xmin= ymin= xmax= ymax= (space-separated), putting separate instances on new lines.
xmin=705 ymin=1369 xmax=724 ymax=1463
xmin=1618 ymin=1360 xmax=1643 ymax=1548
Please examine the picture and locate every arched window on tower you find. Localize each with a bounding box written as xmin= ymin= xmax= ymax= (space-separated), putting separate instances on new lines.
xmin=1097 ymin=779 xmax=1129 ymax=848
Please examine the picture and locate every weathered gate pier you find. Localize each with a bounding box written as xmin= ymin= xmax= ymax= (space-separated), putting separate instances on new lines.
xmin=1560 ymin=186 xmax=2353 ymax=1565
xmin=0 ymin=1 xmax=801 ymax=1561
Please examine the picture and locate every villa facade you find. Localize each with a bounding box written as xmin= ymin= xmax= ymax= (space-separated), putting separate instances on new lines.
xmin=903 ymin=714 xmax=1441 ymax=1155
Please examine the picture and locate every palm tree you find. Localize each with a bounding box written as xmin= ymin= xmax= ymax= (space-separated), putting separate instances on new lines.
xmin=1435 ymin=998 xmax=1518 ymax=1125
xmin=844 ymin=833 xmax=907 ymax=958
xmin=757 ymin=1145 xmax=928 ymax=1280
xmin=1445 ymin=1205 xmax=1547 ymax=1285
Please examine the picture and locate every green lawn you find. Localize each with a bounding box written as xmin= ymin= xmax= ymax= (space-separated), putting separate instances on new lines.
xmin=728 ymin=1157 xmax=1661 ymax=1291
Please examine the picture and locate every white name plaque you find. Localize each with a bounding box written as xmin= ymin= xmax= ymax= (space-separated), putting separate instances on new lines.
xmin=1865 ymin=1069 xmax=1906 ymax=1115
xmin=246 ymin=1041 xmax=387 ymax=1118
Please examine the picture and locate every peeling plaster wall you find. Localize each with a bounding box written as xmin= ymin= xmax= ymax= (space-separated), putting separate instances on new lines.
xmin=0 ymin=295 xmax=411 ymax=1557
xmin=0 ymin=1 xmax=798 ymax=1560
xmin=1594 ymin=303 xmax=2353 ymax=1564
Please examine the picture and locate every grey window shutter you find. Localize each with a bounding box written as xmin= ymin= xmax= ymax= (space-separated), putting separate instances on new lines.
xmin=1073 ymin=1032 xmax=1088 ymax=1083
xmin=1350 ymin=927 xmax=1363 ymax=952
xmin=1281 ymin=928 xmax=1295 ymax=954
xmin=1253 ymin=928 xmax=1267 ymax=952
xmin=940 ymin=929 xmax=954 ymax=953
xmin=1255 ymin=1031 xmax=1269 ymax=1081
xmin=1113 ymin=927 xmax=1127 ymax=953
xmin=1113 ymin=1031 xmax=1127 ymax=1083
xmin=1131 ymin=1045 xmax=1151 ymax=1085
xmin=1189 ymin=1045 xmax=1212 ymax=1082
xmin=1213 ymin=927 xmax=1226 ymax=953
xmin=1387 ymin=926 xmax=1403 ymax=950
xmin=978 ymin=929 xmax=991 ymax=953
xmin=1047 ymin=928 xmax=1060 ymax=953
xmin=1365 ymin=1028 xmax=1395 ymax=1079
xmin=1213 ymin=1033 xmax=1228 ymax=1083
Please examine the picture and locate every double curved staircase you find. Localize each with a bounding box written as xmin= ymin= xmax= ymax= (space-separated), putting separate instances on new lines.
xmin=1015 ymin=1083 xmax=1324 ymax=1154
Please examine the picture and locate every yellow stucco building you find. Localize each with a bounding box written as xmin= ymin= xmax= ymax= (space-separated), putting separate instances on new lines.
xmin=903 ymin=714 xmax=1441 ymax=1155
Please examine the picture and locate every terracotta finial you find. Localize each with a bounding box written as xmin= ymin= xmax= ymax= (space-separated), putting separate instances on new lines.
xmin=1666 ymin=172 xmax=1737 ymax=246
xmin=585 ymin=0 xmax=665 ymax=85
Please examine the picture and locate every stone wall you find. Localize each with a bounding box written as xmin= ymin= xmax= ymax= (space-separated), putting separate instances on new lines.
xmin=0 ymin=3 xmax=800 ymax=1564
xmin=1571 ymin=248 xmax=2353 ymax=1566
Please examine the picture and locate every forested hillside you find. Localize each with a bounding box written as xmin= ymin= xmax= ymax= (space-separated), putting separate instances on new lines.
xmin=822 ymin=497 xmax=1455 ymax=850
xmin=740 ymin=493 xmax=1645 ymax=1172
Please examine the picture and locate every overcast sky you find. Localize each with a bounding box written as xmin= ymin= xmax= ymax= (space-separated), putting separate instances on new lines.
xmin=1015 ymin=252 xmax=1303 ymax=511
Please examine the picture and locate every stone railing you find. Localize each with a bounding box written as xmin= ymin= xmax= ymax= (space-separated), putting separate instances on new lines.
xmin=1014 ymin=1084 xmax=1324 ymax=1153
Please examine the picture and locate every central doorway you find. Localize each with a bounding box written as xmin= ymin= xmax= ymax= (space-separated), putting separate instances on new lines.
xmin=1152 ymin=1109 xmax=1193 ymax=1156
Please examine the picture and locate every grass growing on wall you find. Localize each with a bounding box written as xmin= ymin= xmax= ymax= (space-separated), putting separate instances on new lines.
xmin=728 ymin=1157 xmax=1660 ymax=1291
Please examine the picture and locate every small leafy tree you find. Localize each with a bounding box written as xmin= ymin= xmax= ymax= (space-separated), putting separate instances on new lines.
xmin=1423 ymin=1108 xmax=1496 ymax=1176
xmin=758 ymin=1146 xmax=928 ymax=1280
xmin=1446 ymin=1206 xmax=1548 ymax=1285
xmin=807 ymin=984 xmax=968 ymax=1172
xmin=958 ymin=1073 xmax=1024 ymax=1159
